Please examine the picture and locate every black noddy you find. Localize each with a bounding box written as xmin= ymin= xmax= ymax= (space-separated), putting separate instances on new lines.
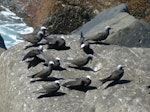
xmin=100 ymin=65 xmax=125 ymax=84
xmin=44 ymin=57 xmax=61 ymax=69
xmin=40 ymin=26 xmax=47 ymax=36
xmin=62 ymin=75 xmax=91 ymax=88
xmin=66 ymin=54 xmax=93 ymax=67
xmin=22 ymin=45 xmax=43 ymax=61
xmin=85 ymin=26 xmax=112 ymax=42
xmin=46 ymin=35 xmax=67 ymax=49
xmin=20 ymin=26 xmax=47 ymax=45
xmin=34 ymin=81 xmax=60 ymax=95
xmin=79 ymin=31 xmax=85 ymax=45
xmin=28 ymin=61 xmax=54 ymax=79
xmin=80 ymin=41 xmax=94 ymax=55
xmin=21 ymin=31 xmax=43 ymax=44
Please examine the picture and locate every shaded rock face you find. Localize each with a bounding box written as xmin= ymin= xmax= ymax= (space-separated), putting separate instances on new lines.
xmin=0 ymin=35 xmax=150 ymax=112
xmin=43 ymin=5 xmax=94 ymax=34
xmin=1 ymin=0 xmax=150 ymax=33
xmin=73 ymin=4 xmax=150 ymax=48
xmin=0 ymin=34 xmax=7 ymax=50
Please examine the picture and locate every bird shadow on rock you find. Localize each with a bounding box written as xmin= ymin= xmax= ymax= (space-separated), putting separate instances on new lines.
xmin=30 ymin=77 xmax=64 ymax=83
xmin=37 ymin=92 xmax=66 ymax=99
xmin=68 ymin=66 xmax=94 ymax=72
xmin=24 ymin=43 xmax=45 ymax=50
xmin=66 ymin=86 xmax=97 ymax=92
xmin=26 ymin=57 xmax=44 ymax=69
xmin=104 ymin=79 xmax=132 ymax=89
xmin=53 ymin=66 xmax=67 ymax=71
xmin=89 ymin=41 xmax=110 ymax=45
xmin=47 ymin=45 xmax=70 ymax=51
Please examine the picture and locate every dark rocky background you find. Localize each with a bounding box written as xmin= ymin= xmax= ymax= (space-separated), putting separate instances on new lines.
xmin=0 ymin=0 xmax=150 ymax=34
xmin=0 ymin=1 xmax=150 ymax=112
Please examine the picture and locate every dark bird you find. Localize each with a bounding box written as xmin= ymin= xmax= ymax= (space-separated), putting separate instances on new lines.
xmin=22 ymin=45 xmax=44 ymax=61
xmin=62 ymin=75 xmax=91 ymax=89
xmin=40 ymin=26 xmax=47 ymax=36
xmin=66 ymin=54 xmax=93 ymax=68
xmin=46 ymin=36 xmax=69 ymax=50
xmin=100 ymin=65 xmax=125 ymax=85
xmin=43 ymin=57 xmax=61 ymax=69
xmin=20 ymin=26 xmax=47 ymax=45
xmin=34 ymin=80 xmax=60 ymax=95
xmin=79 ymin=31 xmax=85 ymax=45
xmin=80 ymin=41 xmax=94 ymax=55
xmin=28 ymin=61 xmax=54 ymax=79
xmin=85 ymin=26 xmax=112 ymax=42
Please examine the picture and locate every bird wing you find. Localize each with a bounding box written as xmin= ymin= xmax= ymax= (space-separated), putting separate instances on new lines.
xmin=32 ymin=67 xmax=49 ymax=78
xmin=71 ymin=57 xmax=86 ymax=66
xmin=42 ymin=84 xmax=59 ymax=93
xmin=63 ymin=79 xmax=82 ymax=87
xmin=109 ymin=70 xmax=123 ymax=80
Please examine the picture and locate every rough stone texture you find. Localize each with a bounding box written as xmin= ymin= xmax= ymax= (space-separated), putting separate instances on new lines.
xmin=73 ymin=4 xmax=150 ymax=48
xmin=0 ymin=0 xmax=150 ymax=28
xmin=0 ymin=34 xmax=150 ymax=112
xmin=0 ymin=3 xmax=150 ymax=112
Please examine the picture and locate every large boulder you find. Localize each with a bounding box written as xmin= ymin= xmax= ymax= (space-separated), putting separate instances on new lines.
xmin=0 ymin=34 xmax=150 ymax=112
xmin=73 ymin=4 xmax=150 ymax=48
xmin=0 ymin=34 xmax=7 ymax=54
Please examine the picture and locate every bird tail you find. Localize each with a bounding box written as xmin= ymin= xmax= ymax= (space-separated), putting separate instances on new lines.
xmin=27 ymin=74 xmax=36 ymax=78
xmin=33 ymin=89 xmax=46 ymax=94
xmin=100 ymin=77 xmax=110 ymax=84
xmin=22 ymin=56 xmax=27 ymax=61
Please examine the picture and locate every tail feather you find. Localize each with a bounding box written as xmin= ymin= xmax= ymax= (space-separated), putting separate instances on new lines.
xmin=33 ymin=89 xmax=46 ymax=94
xmin=22 ymin=56 xmax=27 ymax=61
xmin=100 ymin=76 xmax=110 ymax=84
xmin=27 ymin=74 xmax=36 ymax=78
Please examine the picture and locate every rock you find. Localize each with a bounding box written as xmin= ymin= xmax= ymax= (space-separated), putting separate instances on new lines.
xmin=0 ymin=34 xmax=7 ymax=50
xmin=72 ymin=4 xmax=150 ymax=48
xmin=43 ymin=5 xmax=95 ymax=34
xmin=0 ymin=34 xmax=150 ymax=112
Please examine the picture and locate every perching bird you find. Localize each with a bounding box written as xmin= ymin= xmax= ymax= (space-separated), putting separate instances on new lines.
xmin=46 ymin=35 xmax=68 ymax=50
xmin=34 ymin=80 xmax=60 ymax=95
xmin=44 ymin=57 xmax=61 ymax=69
xmin=79 ymin=31 xmax=85 ymax=45
xmin=22 ymin=45 xmax=44 ymax=61
xmin=20 ymin=26 xmax=47 ymax=45
xmin=66 ymin=54 xmax=93 ymax=68
xmin=80 ymin=41 xmax=94 ymax=55
xmin=62 ymin=75 xmax=91 ymax=89
xmin=100 ymin=65 xmax=125 ymax=84
xmin=28 ymin=61 xmax=54 ymax=79
xmin=85 ymin=26 xmax=112 ymax=42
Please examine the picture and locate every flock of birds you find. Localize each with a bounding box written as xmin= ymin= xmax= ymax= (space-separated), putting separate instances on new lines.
xmin=20 ymin=25 xmax=126 ymax=98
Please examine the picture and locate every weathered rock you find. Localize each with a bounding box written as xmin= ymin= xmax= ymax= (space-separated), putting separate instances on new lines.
xmin=0 ymin=34 xmax=150 ymax=112
xmin=0 ymin=34 xmax=7 ymax=50
xmin=73 ymin=4 xmax=150 ymax=48
xmin=43 ymin=5 xmax=95 ymax=34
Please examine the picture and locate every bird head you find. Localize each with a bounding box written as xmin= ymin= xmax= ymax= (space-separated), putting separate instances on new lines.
xmin=105 ymin=25 xmax=112 ymax=30
xmin=117 ymin=64 xmax=126 ymax=70
xmin=38 ymin=45 xmax=43 ymax=51
xmin=86 ymin=75 xmax=91 ymax=79
xmin=60 ymin=35 xmax=65 ymax=39
xmin=54 ymin=80 xmax=60 ymax=84
xmin=56 ymin=57 xmax=60 ymax=61
xmin=40 ymin=26 xmax=47 ymax=31
xmin=87 ymin=54 xmax=94 ymax=63
xmin=48 ymin=61 xmax=54 ymax=65
xmin=80 ymin=41 xmax=89 ymax=49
